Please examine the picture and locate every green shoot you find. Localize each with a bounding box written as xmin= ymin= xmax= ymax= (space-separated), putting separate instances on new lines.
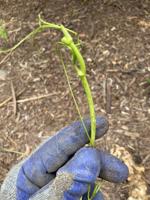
xmin=88 ymin=184 xmax=100 ymax=200
xmin=58 ymin=24 xmax=96 ymax=147
xmin=0 ymin=15 xmax=96 ymax=147
xmin=80 ymin=184 xmax=100 ymax=200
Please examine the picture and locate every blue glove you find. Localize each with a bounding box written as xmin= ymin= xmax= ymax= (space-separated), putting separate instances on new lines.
xmin=16 ymin=117 xmax=128 ymax=200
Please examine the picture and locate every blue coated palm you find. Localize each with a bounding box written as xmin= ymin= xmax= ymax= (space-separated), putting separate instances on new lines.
xmin=16 ymin=117 xmax=128 ymax=200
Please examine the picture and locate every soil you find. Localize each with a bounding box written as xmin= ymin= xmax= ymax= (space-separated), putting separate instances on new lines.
xmin=0 ymin=0 xmax=150 ymax=199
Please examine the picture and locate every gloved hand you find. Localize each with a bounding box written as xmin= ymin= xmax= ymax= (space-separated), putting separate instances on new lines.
xmin=0 ymin=117 xmax=128 ymax=200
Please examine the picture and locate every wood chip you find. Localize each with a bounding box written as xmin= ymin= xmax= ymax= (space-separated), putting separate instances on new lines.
xmin=0 ymin=69 xmax=7 ymax=80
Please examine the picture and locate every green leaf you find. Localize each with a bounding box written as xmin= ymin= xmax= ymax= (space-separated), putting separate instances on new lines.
xmin=147 ymin=79 xmax=150 ymax=84
xmin=0 ymin=26 xmax=8 ymax=41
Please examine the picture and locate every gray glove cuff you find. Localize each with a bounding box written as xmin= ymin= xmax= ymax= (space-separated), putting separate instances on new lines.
xmin=0 ymin=162 xmax=22 ymax=200
xmin=0 ymin=162 xmax=73 ymax=200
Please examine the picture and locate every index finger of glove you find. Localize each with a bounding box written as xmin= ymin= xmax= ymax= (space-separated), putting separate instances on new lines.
xmin=22 ymin=116 xmax=108 ymax=188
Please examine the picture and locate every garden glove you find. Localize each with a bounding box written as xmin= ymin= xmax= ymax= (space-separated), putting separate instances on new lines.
xmin=0 ymin=116 xmax=128 ymax=200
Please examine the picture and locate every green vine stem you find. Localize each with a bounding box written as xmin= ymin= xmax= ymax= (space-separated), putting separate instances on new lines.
xmin=60 ymin=25 xmax=96 ymax=147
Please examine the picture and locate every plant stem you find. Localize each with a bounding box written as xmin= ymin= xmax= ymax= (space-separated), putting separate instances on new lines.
xmin=81 ymin=76 xmax=96 ymax=147
xmin=70 ymin=42 xmax=86 ymax=75
xmin=69 ymin=39 xmax=96 ymax=147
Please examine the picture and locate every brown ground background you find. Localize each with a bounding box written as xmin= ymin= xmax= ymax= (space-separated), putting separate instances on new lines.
xmin=0 ymin=0 xmax=150 ymax=199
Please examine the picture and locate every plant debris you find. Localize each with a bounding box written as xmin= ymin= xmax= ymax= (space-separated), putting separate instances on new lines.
xmin=111 ymin=145 xmax=148 ymax=200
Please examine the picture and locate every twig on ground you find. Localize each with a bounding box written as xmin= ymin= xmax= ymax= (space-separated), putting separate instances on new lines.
xmin=0 ymin=96 xmax=13 ymax=108
xmin=0 ymin=88 xmax=25 ymax=108
xmin=17 ymin=144 xmax=31 ymax=160
xmin=5 ymin=135 xmax=18 ymax=147
xmin=10 ymin=81 xmax=17 ymax=115
xmin=142 ymin=154 xmax=150 ymax=164
xmin=0 ymin=147 xmax=24 ymax=155
xmin=17 ymin=92 xmax=60 ymax=103
xmin=106 ymin=77 xmax=112 ymax=114
xmin=0 ymin=91 xmax=59 ymax=107
xmin=0 ymin=51 xmax=12 ymax=65
xmin=102 ymin=75 xmax=106 ymax=109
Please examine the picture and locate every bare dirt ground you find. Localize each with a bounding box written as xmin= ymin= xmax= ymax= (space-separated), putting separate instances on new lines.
xmin=0 ymin=0 xmax=150 ymax=199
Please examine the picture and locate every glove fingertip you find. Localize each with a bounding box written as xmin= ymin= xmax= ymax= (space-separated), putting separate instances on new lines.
xmin=71 ymin=116 xmax=108 ymax=143
xmin=100 ymin=151 xmax=129 ymax=183
xmin=95 ymin=116 xmax=109 ymax=139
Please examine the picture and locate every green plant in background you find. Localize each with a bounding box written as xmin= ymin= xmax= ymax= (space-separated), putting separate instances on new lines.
xmin=0 ymin=15 xmax=98 ymax=199
xmin=0 ymin=21 xmax=8 ymax=41
xmin=147 ymin=79 xmax=150 ymax=84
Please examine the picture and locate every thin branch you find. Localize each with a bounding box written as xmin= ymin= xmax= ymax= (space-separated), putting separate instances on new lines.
xmin=17 ymin=92 xmax=60 ymax=103
xmin=0 ymin=51 xmax=12 ymax=65
xmin=0 ymin=89 xmax=25 ymax=108
xmin=10 ymin=81 xmax=17 ymax=115
xmin=0 ymin=147 xmax=24 ymax=155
